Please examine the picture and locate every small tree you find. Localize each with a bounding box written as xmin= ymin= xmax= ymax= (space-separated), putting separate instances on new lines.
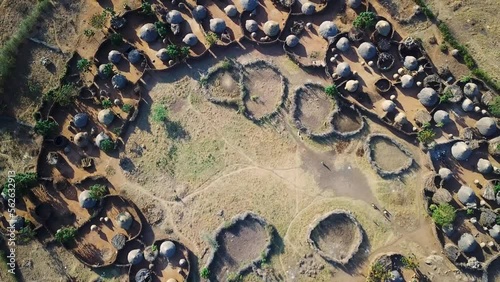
xmin=122 ymin=104 xmax=132 ymax=113
xmin=45 ymin=84 xmax=78 ymax=106
xmin=200 ymin=267 xmax=210 ymax=279
xmin=417 ymin=128 xmax=435 ymax=144
xmin=19 ymin=225 xmax=36 ymax=244
xmin=155 ymin=21 xmax=168 ymax=38
xmin=165 ymin=45 xmax=190 ymax=61
xmin=99 ymin=139 xmax=115 ymax=152
xmin=369 ymin=262 xmax=391 ymax=282
xmin=431 ymin=203 xmax=456 ymax=226
xmin=34 ymin=120 xmax=58 ymax=137
xmin=439 ymin=90 xmax=453 ymax=103
xmin=401 ymin=253 xmax=419 ymax=271
xmin=109 ymin=33 xmax=123 ymax=46
xmin=76 ymin=58 xmax=91 ymax=73
xmin=83 ymin=29 xmax=95 ymax=39
xmin=353 ymin=12 xmax=377 ymax=30
xmin=324 ymin=85 xmax=339 ymax=97
xmin=101 ymin=63 xmax=114 ymax=77
xmin=89 ymin=12 xmax=108 ymax=30
xmin=89 ymin=184 xmax=107 ymax=200
xmin=55 ymin=227 xmax=77 ymax=244
xmin=141 ymin=2 xmax=153 ymax=15
xmin=151 ymin=104 xmax=168 ymax=123
xmin=101 ymin=99 xmax=112 ymax=109
xmin=489 ymin=96 xmax=500 ymax=117
xmin=2 ymin=172 xmax=37 ymax=198
xmin=205 ymin=32 xmax=218 ymax=46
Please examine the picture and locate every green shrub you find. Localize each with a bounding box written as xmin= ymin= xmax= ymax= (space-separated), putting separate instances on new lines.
xmin=417 ymin=128 xmax=435 ymax=144
xmin=77 ymin=58 xmax=91 ymax=73
xmin=141 ymin=2 xmax=153 ymax=15
xmin=45 ymin=84 xmax=78 ymax=106
xmin=200 ymin=267 xmax=210 ymax=279
xmin=435 ymin=122 xmax=444 ymax=128
xmin=227 ymin=272 xmax=242 ymax=282
xmin=414 ymin=0 xmax=435 ymax=19
xmin=324 ymin=85 xmax=339 ymax=97
xmin=205 ymin=31 xmax=218 ymax=46
xmin=34 ymin=120 xmax=58 ymax=137
xmin=429 ymin=204 xmax=437 ymax=211
xmin=166 ymin=45 xmax=190 ymax=60
xmin=494 ymin=183 xmax=500 ymax=193
xmin=2 ymin=172 xmax=37 ymax=199
xmin=401 ymin=253 xmax=419 ymax=270
xmin=439 ymin=90 xmax=453 ymax=103
xmin=431 ymin=203 xmax=456 ymax=226
xmin=466 ymin=208 xmax=474 ymax=216
xmin=84 ymin=29 xmax=95 ymax=38
xmin=89 ymin=184 xmax=107 ymax=200
xmin=151 ymin=104 xmax=168 ymax=123
xmin=489 ymin=96 xmax=500 ymax=117
xmin=101 ymin=99 xmax=112 ymax=109
xmin=221 ymin=58 xmax=232 ymax=70
xmin=109 ymin=33 xmax=123 ymax=46
xmin=155 ymin=21 xmax=168 ymax=38
xmin=439 ymin=44 xmax=448 ymax=53
xmin=101 ymin=63 xmax=114 ymax=76
xmin=99 ymin=139 xmax=115 ymax=152
xmin=369 ymin=262 xmax=391 ymax=281
xmin=459 ymin=75 xmax=472 ymax=83
xmin=353 ymin=12 xmax=377 ymax=30
xmin=55 ymin=227 xmax=77 ymax=244
xmin=122 ymin=104 xmax=132 ymax=113
xmin=19 ymin=225 xmax=36 ymax=243
xmin=90 ymin=12 xmax=108 ymax=29
xmin=151 ymin=244 xmax=158 ymax=252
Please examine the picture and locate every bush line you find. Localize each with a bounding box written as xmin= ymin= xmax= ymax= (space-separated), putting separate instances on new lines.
xmin=413 ymin=0 xmax=500 ymax=92
xmin=0 ymin=0 xmax=52 ymax=93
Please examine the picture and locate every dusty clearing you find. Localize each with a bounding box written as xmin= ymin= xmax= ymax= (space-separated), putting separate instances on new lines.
xmin=371 ymin=138 xmax=412 ymax=172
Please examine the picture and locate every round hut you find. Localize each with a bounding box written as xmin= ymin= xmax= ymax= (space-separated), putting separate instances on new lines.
xmin=489 ymin=225 xmax=500 ymax=239
xmin=433 ymin=110 xmax=450 ymax=125
xmin=263 ymin=21 xmax=280 ymax=37
xmin=128 ymin=49 xmax=142 ymax=64
xmin=241 ymin=0 xmax=258 ymax=11
xmin=335 ymin=62 xmax=351 ymax=78
xmin=457 ymin=185 xmax=476 ymax=204
xmin=245 ymin=20 xmax=258 ymax=33
xmin=74 ymin=132 xmax=89 ymax=147
xmin=183 ymin=33 xmax=198 ymax=46
xmin=451 ymin=142 xmax=471 ymax=161
xmin=160 ymin=241 xmax=177 ymax=258
xmin=438 ymin=167 xmax=453 ymax=181
xmin=117 ymin=211 xmax=133 ymax=230
xmin=432 ymin=188 xmax=453 ymax=204
xmin=156 ymin=49 xmax=169 ymax=61
xmin=403 ymin=56 xmax=418 ymax=70
xmin=347 ymin=0 xmax=362 ymax=8
xmin=108 ymin=50 xmax=121 ymax=64
xmin=139 ymin=23 xmax=158 ymax=43
xmin=462 ymin=98 xmax=474 ymax=112
xmin=210 ymin=18 xmax=226 ymax=33
xmin=381 ymin=100 xmax=396 ymax=112
xmin=166 ymin=10 xmax=183 ymax=24
xmin=112 ymin=74 xmax=127 ymax=89
xmin=417 ymin=87 xmax=438 ymax=107
xmin=458 ymin=233 xmax=477 ymax=253
xmin=463 ymin=82 xmax=479 ymax=98
xmin=357 ymin=42 xmax=377 ymax=60
xmin=224 ymin=5 xmax=238 ymax=17
xmin=400 ymin=74 xmax=414 ymax=88
xmin=336 ymin=37 xmax=350 ymax=52
xmin=302 ymin=2 xmax=316 ymax=15
xmin=475 ymin=117 xmax=497 ymax=137
xmin=73 ymin=113 xmax=89 ymax=128
xmin=98 ymin=109 xmax=114 ymax=126
xmin=345 ymin=80 xmax=359 ymax=93
xmin=95 ymin=132 xmax=110 ymax=147
xmin=78 ymin=190 xmax=97 ymax=209
xmin=375 ymin=20 xmax=391 ymax=37
xmin=394 ymin=112 xmax=407 ymax=124
xmin=192 ymin=6 xmax=207 ymax=21
xmin=318 ymin=21 xmax=338 ymax=39
xmin=128 ymin=249 xmax=143 ymax=265
xmin=285 ymin=35 xmax=299 ymax=47
xmin=477 ymin=158 xmax=493 ymax=174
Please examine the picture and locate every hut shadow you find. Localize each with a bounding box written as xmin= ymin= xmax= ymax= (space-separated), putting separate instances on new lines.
xmin=54 ymin=156 xmax=75 ymax=179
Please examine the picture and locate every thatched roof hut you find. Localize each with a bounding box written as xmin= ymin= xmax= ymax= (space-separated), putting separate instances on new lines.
xmin=241 ymin=0 xmax=258 ymax=11
xmin=336 ymin=37 xmax=350 ymax=52
xmin=302 ymin=2 xmax=315 ymax=15
xmin=381 ymin=100 xmax=396 ymax=112
xmin=458 ymin=233 xmax=477 ymax=253
xmin=285 ymin=35 xmax=299 ymax=47
xmin=345 ymin=80 xmax=359 ymax=92
xmin=423 ymin=173 xmax=438 ymax=193
xmin=463 ymin=82 xmax=479 ymax=98
xmin=224 ymin=5 xmax=237 ymax=17
xmin=139 ymin=23 xmax=158 ymax=43
xmin=475 ymin=117 xmax=497 ymax=137
xmin=73 ymin=113 xmax=88 ymax=128
xmin=95 ymin=132 xmax=110 ymax=147
xmin=335 ymin=62 xmax=351 ymax=78
xmin=457 ymin=185 xmax=476 ymax=204
xmin=263 ymin=21 xmax=280 ymax=37
xmin=210 ymin=18 xmax=226 ymax=33
xmin=414 ymin=109 xmax=431 ymax=126
xmin=108 ymin=50 xmax=121 ymax=64
xmin=128 ymin=249 xmax=143 ymax=265
xmin=451 ymin=142 xmax=471 ymax=161
xmin=375 ymin=20 xmax=391 ymax=36
xmin=117 ymin=211 xmax=133 ymax=230
xmin=483 ymin=182 xmax=496 ymax=200
xmin=183 ymin=33 xmax=198 ymax=46
xmin=433 ymin=110 xmax=450 ymax=124
xmin=433 ymin=188 xmax=453 ymax=204
xmin=439 ymin=168 xmax=453 ymax=181
xmin=477 ymin=158 xmax=493 ymax=174
xmin=489 ymin=224 xmax=500 ymax=239
xmin=98 ymin=110 xmax=114 ymax=126
xmin=347 ymin=0 xmax=362 ymax=8
xmin=112 ymin=74 xmax=127 ymax=89
xmin=400 ymin=74 xmax=414 ymax=88
xmin=462 ymin=98 xmax=474 ymax=112
xmin=160 ymin=241 xmax=176 ymax=258
xmin=78 ymin=190 xmax=97 ymax=209
xmin=394 ymin=112 xmax=407 ymax=124
xmin=403 ymin=56 xmax=418 ymax=70
xmin=128 ymin=49 xmax=142 ymax=64
xmin=318 ymin=21 xmax=338 ymax=39
xmin=166 ymin=10 xmax=183 ymax=24
xmin=245 ymin=20 xmax=258 ymax=32
xmin=192 ymin=6 xmax=207 ymax=21
xmin=488 ymin=136 xmax=500 ymax=156
xmin=357 ymin=42 xmax=377 ymax=60
xmin=74 ymin=132 xmax=89 ymax=147
xmin=417 ymin=87 xmax=438 ymax=107
xmin=156 ymin=49 xmax=169 ymax=61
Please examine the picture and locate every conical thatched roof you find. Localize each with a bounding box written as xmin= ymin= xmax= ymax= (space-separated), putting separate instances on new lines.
xmin=241 ymin=0 xmax=258 ymax=11
xmin=463 ymin=82 xmax=479 ymax=98
xmin=192 ymin=5 xmax=207 ymax=21
xmin=414 ymin=109 xmax=431 ymax=126
xmin=477 ymin=158 xmax=493 ymax=174
xmin=403 ymin=56 xmax=418 ymax=70
xmin=336 ymin=37 xmax=350 ymax=52
xmin=245 ymin=20 xmax=258 ymax=32
xmin=394 ymin=112 xmax=407 ymax=124
xmin=345 ymin=80 xmax=359 ymax=92
xmin=139 ymin=23 xmax=158 ymax=43
xmin=475 ymin=117 xmax=497 ymax=137
xmin=98 ymin=109 xmax=114 ymax=125
xmin=78 ymin=190 xmax=97 ymax=209
xmin=488 ymin=136 xmax=500 ymax=156
xmin=439 ymin=168 xmax=453 ymax=180
xmin=457 ymin=185 xmax=476 ymax=204
xmin=358 ymin=42 xmax=376 ymax=60
xmin=285 ymin=35 xmax=299 ymax=47
xmin=128 ymin=249 xmax=143 ymax=264
xmin=433 ymin=110 xmax=450 ymax=124
xmin=210 ymin=18 xmax=226 ymax=33
xmin=489 ymin=224 xmax=500 ymax=239
xmin=318 ymin=21 xmax=338 ymax=39
xmin=480 ymin=209 xmax=496 ymax=226
xmin=433 ymin=188 xmax=453 ymax=204
xmin=135 ymin=268 xmax=152 ymax=282
xmin=224 ymin=5 xmax=237 ymax=17
xmin=335 ymin=62 xmax=351 ymax=77
xmin=381 ymin=100 xmax=396 ymax=112
xmin=400 ymin=74 xmax=414 ymax=88
xmin=112 ymin=74 xmax=127 ymax=89
xmin=183 ymin=33 xmax=198 ymax=46
xmin=347 ymin=0 xmax=362 ymax=8
xmin=424 ymin=173 xmax=438 ymax=193
xmin=108 ymin=50 xmax=121 ymax=64
xmin=443 ymin=84 xmax=463 ymax=103
xmin=128 ymin=49 xmax=142 ymax=64
xmin=156 ymin=49 xmax=169 ymax=61
xmin=73 ymin=113 xmax=88 ymax=128
xmin=462 ymin=98 xmax=474 ymax=112
xmin=375 ymin=20 xmax=391 ymax=36
xmin=74 ymin=132 xmax=89 ymax=147
xmin=483 ymin=182 xmax=496 ymax=200
xmin=117 ymin=211 xmax=133 ymax=230
xmin=458 ymin=233 xmax=477 ymax=252
xmin=263 ymin=21 xmax=280 ymax=37
xmin=444 ymin=243 xmax=460 ymax=262
xmin=95 ymin=132 xmax=109 ymax=147
xmin=166 ymin=10 xmax=183 ymax=24
xmin=417 ymin=87 xmax=438 ymax=107
xmin=160 ymin=241 xmax=176 ymax=258
xmin=301 ymin=2 xmax=316 ymax=15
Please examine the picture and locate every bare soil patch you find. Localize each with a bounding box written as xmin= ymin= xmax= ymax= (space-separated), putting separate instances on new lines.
xmin=295 ymin=85 xmax=335 ymax=134
xmin=206 ymin=70 xmax=241 ymax=100
xmin=371 ymin=137 xmax=412 ymax=172
xmin=332 ymin=105 xmax=363 ymax=133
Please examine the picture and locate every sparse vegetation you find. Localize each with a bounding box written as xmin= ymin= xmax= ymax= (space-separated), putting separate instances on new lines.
xmin=155 ymin=21 xmax=168 ymax=38
xmin=99 ymin=139 xmax=115 ymax=152
xmin=55 ymin=227 xmax=77 ymax=244
xmin=401 ymin=253 xmax=420 ymax=271
xmin=431 ymin=203 xmax=456 ymax=226
xmin=439 ymin=90 xmax=453 ymax=103
xmin=200 ymin=267 xmax=210 ymax=279
xmin=44 ymin=84 xmax=78 ymax=106
xmin=413 ymin=0 xmax=435 ymax=19
xmin=34 ymin=120 xmax=58 ymax=137
xmin=141 ymin=2 xmax=154 ymax=15
xmin=466 ymin=208 xmax=474 ymax=216
xmin=151 ymin=244 xmax=158 ymax=252
xmin=205 ymin=31 xmax=218 ymax=46
xmin=166 ymin=45 xmax=190 ymax=61
xmin=89 ymin=184 xmax=107 ymax=200
xmin=436 ymin=122 xmax=444 ymax=128
xmin=221 ymin=58 xmax=232 ymax=70
xmin=439 ymin=43 xmax=448 ymax=53
xmin=494 ymin=183 xmax=500 ymax=193
xmin=368 ymin=262 xmax=391 ymax=282
xmin=19 ymin=225 xmax=36 ymax=244
xmin=417 ymin=128 xmax=435 ymax=144
xmin=90 ymin=11 xmax=108 ymax=30
xmin=101 ymin=99 xmax=112 ymax=109
xmin=151 ymin=104 xmax=168 ymax=123
xmin=84 ymin=29 xmax=95 ymax=39
xmin=353 ymin=12 xmax=377 ymax=30
xmin=122 ymin=104 xmax=133 ymax=113
xmin=109 ymin=33 xmax=123 ymax=46
xmin=227 ymin=272 xmax=243 ymax=282
xmin=77 ymin=58 xmax=91 ymax=73
xmin=2 ymin=172 xmax=37 ymax=198
xmin=459 ymin=75 xmax=472 ymax=83
xmin=101 ymin=63 xmax=114 ymax=76
xmin=324 ymin=85 xmax=339 ymax=97
xmin=489 ymin=96 xmax=500 ymax=117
